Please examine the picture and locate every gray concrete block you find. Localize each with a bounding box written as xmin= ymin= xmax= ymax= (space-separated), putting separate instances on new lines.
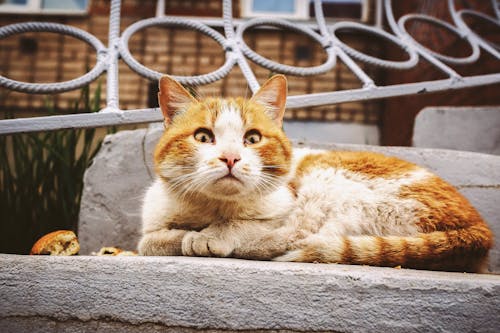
xmin=78 ymin=124 xmax=163 ymax=255
xmin=0 ymin=255 xmax=499 ymax=332
xmin=413 ymin=106 xmax=500 ymax=155
xmin=78 ymin=129 xmax=154 ymax=255
xmin=78 ymin=127 xmax=500 ymax=272
xmin=284 ymin=121 xmax=380 ymax=145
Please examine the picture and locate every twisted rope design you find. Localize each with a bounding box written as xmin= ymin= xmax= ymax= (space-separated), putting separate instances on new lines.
xmin=453 ymin=9 xmax=500 ymax=59
xmin=104 ymin=0 xmax=122 ymax=110
xmin=236 ymin=18 xmax=336 ymax=76
xmin=398 ymin=14 xmax=480 ymax=65
xmin=331 ymin=21 xmax=419 ymax=69
xmin=0 ymin=22 xmax=107 ymax=93
xmin=119 ymin=16 xmax=236 ymax=85
xmin=0 ymin=0 xmax=498 ymax=94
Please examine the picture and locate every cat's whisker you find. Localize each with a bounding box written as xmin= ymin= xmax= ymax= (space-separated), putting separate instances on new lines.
xmin=167 ymin=170 xmax=206 ymax=194
xmin=162 ymin=165 xmax=199 ymax=171
xmin=189 ymin=177 xmax=216 ymax=199
xmin=263 ymin=163 xmax=288 ymax=167
xmin=243 ymin=85 xmax=249 ymax=101
xmin=262 ymin=165 xmax=287 ymax=169
xmin=181 ymin=175 xmax=210 ymax=199
xmin=176 ymin=168 xmax=222 ymax=200
xmin=176 ymin=178 xmax=203 ymax=201
xmin=168 ymin=179 xmax=196 ymax=195
xmin=254 ymin=175 xmax=280 ymax=194
xmin=253 ymin=171 xmax=281 ymax=184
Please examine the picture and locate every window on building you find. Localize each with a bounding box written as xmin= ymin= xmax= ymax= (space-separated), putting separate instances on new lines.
xmin=240 ymin=0 xmax=366 ymax=21
xmin=241 ymin=0 xmax=310 ymax=19
xmin=0 ymin=0 xmax=89 ymax=15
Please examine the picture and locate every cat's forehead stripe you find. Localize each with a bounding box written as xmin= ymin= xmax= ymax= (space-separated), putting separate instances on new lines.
xmin=213 ymin=101 xmax=244 ymax=135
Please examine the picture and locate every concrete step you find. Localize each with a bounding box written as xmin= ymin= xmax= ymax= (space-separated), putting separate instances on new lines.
xmin=1 ymin=254 xmax=499 ymax=332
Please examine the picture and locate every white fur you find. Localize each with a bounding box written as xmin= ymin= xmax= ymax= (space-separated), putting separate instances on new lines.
xmin=289 ymin=167 xmax=429 ymax=238
xmin=141 ymin=179 xmax=174 ymax=234
xmin=274 ymin=167 xmax=430 ymax=262
xmin=286 ymin=147 xmax=325 ymax=181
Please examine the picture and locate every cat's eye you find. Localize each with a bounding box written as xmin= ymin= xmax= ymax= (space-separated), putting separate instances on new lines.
xmin=194 ymin=128 xmax=214 ymax=143
xmin=244 ymin=130 xmax=262 ymax=145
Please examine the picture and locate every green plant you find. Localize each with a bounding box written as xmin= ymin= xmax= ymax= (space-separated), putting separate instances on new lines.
xmin=0 ymin=84 xmax=109 ymax=254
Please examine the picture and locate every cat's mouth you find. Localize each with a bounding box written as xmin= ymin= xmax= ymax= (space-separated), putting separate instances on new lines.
xmin=218 ymin=173 xmax=243 ymax=184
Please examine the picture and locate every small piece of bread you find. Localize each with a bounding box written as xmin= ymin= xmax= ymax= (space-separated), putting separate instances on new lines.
xmin=30 ymin=230 xmax=80 ymax=255
xmin=117 ymin=250 xmax=138 ymax=256
xmin=93 ymin=246 xmax=137 ymax=256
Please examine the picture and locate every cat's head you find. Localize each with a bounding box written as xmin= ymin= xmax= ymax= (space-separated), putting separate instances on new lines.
xmin=154 ymin=75 xmax=292 ymax=200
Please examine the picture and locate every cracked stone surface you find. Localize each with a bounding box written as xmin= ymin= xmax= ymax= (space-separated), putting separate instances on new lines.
xmin=1 ymin=255 xmax=499 ymax=333
xmin=78 ymin=125 xmax=500 ymax=272
xmin=78 ymin=126 xmax=162 ymax=254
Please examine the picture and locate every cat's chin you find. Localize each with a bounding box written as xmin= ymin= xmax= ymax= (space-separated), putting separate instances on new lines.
xmin=195 ymin=174 xmax=257 ymax=199
xmin=211 ymin=176 xmax=245 ymax=195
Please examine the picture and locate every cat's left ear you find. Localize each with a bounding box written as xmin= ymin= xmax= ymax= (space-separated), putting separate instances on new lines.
xmin=158 ymin=76 xmax=198 ymax=125
xmin=250 ymin=74 xmax=287 ymax=126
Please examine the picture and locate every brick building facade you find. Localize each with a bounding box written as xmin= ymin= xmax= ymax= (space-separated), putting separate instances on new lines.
xmin=2 ymin=0 xmax=498 ymax=145
xmin=0 ymin=0 xmax=380 ymax=125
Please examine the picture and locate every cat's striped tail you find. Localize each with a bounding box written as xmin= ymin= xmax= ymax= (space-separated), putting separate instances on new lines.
xmin=274 ymin=224 xmax=493 ymax=272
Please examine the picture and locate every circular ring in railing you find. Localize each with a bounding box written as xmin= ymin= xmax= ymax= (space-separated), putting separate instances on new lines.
xmin=236 ymin=18 xmax=336 ymax=76
xmin=119 ymin=17 xmax=236 ymax=86
xmin=331 ymin=21 xmax=419 ymax=70
xmin=0 ymin=22 xmax=107 ymax=94
xmin=456 ymin=9 xmax=500 ymax=52
xmin=398 ymin=14 xmax=480 ymax=65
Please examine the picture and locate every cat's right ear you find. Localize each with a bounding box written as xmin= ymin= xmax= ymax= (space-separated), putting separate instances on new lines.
xmin=158 ymin=76 xmax=198 ymax=125
xmin=250 ymin=74 xmax=287 ymax=127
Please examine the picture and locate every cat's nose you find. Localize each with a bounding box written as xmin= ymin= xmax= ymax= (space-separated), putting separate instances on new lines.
xmin=219 ymin=153 xmax=241 ymax=169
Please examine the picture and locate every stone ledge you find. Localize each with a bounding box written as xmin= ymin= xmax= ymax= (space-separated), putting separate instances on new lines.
xmin=1 ymin=255 xmax=499 ymax=333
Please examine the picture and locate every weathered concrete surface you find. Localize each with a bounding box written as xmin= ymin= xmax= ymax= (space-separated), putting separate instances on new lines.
xmin=284 ymin=121 xmax=379 ymax=145
xmin=413 ymin=106 xmax=500 ymax=155
xmin=0 ymin=317 xmax=325 ymax=333
xmin=78 ymin=125 xmax=500 ymax=272
xmin=1 ymin=255 xmax=499 ymax=333
xmin=78 ymin=129 xmax=154 ymax=255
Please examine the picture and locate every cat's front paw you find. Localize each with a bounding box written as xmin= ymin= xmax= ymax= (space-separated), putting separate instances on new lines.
xmin=181 ymin=231 xmax=234 ymax=257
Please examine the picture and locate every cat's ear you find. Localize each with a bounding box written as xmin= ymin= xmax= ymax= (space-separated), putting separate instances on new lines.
xmin=250 ymin=74 xmax=287 ymax=126
xmin=158 ymin=76 xmax=198 ymax=125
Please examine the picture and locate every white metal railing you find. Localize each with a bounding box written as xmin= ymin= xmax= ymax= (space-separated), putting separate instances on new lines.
xmin=0 ymin=0 xmax=499 ymax=134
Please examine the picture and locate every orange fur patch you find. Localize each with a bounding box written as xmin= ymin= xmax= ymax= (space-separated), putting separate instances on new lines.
xmin=295 ymin=151 xmax=418 ymax=181
xmin=399 ymin=175 xmax=487 ymax=231
xmin=154 ymin=100 xmax=214 ymax=171
xmin=377 ymin=236 xmax=407 ymax=267
xmin=238 ymin=98 xmax=292 ymax=176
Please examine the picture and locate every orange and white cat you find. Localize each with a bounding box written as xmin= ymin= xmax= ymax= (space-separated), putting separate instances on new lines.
xmin=138 ymin=75 xmax=493 ymax=272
